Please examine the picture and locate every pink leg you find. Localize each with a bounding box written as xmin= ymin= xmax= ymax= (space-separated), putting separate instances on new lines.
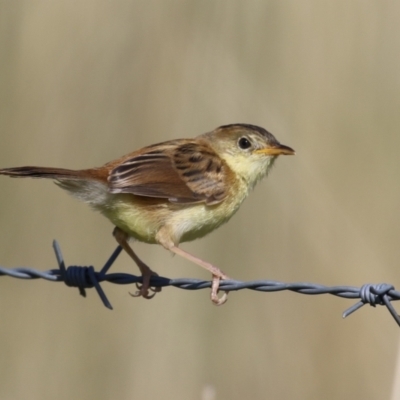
xmin=169 ymin=245 xmax=229 ymax=306
xmin=113 ymin=227 xmax=161 ymax=299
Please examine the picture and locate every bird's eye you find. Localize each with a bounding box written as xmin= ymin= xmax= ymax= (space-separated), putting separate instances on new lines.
xmin=238 ymin=137 xmax=252 ymax=150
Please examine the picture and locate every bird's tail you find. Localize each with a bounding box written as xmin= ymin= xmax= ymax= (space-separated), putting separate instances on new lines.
xmin=0 ymin=167 xmax=80 ymax=179
xmin=0 ymin=166 xmax=109 ymax=207
xmin=0 ymin=166 xmax=87 ymax=180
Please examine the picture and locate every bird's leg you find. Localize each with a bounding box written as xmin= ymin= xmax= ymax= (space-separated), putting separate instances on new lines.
xmin=113 ymin=227 xmax=161 ymax=299
xmin=168 ymin=245 xmax=229 ymax=306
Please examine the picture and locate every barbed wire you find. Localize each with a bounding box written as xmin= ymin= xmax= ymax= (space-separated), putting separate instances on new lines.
xmin=0 ymin=240 xmax=399 ymax=326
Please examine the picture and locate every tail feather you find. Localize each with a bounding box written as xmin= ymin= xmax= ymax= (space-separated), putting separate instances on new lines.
xmin=0 ymin=166 xmax=88 ymax=180
xmin=0 ymin=166 xmax=111 ymax=207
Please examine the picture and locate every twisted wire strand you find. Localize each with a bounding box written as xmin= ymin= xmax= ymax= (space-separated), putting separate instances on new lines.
xmin=0 ymin=240 xmax=399 ymax=326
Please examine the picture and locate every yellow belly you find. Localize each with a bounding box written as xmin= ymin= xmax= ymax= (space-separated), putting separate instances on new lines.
xmin=59 ymin=178 xmax=249 ymax=246
xmin=100 ymin=190 xmax=247 ymax=245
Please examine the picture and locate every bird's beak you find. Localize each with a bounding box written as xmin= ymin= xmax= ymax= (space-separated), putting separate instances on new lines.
xmin=255 ymin=144 xmax=295 ymax=156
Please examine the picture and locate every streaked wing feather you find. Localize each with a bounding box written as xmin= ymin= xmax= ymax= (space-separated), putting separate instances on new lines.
xmin=108 ymin=140 xmax=229 ymax=205
xmin=172 ymin=142 xmax=228 ymax=205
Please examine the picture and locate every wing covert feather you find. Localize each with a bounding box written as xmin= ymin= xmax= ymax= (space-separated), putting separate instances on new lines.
xmin=108 ymin=140 xmax=229 ymax=205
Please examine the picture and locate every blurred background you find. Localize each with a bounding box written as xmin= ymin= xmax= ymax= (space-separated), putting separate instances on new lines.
xmin=1 ymin=1 xmax=400 ymax=399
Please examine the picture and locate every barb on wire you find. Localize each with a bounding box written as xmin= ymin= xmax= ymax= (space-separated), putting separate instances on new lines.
xmin=0 ymin=240 xmax=399 ymax=326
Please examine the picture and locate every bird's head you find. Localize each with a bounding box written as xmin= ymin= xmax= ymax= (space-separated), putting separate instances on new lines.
xmin=201 ymin=123 xmax=295 ymax=189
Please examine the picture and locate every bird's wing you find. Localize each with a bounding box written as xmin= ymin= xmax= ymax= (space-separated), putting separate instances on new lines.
xmin=108 ymin=140 xmax=229 ymax=205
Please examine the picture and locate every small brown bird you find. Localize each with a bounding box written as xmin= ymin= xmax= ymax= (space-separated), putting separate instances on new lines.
xmin=0 ymin=124 xmax=294 ymax=305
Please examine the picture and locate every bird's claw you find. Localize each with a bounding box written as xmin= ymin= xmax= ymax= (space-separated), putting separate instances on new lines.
xmin=135 ymin=282 xmax=162 ymax=293
xmin=129 ymin=287 xmax=157 ymax=299
xmin=129 ymin=272 xmax=162 ymax=299
xmin=211 ymin=274 xmax=229 ymax=306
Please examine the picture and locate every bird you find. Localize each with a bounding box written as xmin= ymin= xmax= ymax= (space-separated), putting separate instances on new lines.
xmin=0 ymin=123 xmax=294 ymax=305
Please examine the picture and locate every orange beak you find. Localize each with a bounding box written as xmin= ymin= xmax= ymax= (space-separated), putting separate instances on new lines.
xmin=255 ymin=144 xmax=295 ymax=156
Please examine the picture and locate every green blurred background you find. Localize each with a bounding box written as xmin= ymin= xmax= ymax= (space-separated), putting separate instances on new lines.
xmin=1 ymin=1 xmax=400 ymax=399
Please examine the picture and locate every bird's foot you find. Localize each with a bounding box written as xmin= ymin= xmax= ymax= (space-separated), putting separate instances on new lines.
xmin=130 ymin=270 xmax=162 ymax=299
xmin=210 ymin=274 xmax=229 ymax=306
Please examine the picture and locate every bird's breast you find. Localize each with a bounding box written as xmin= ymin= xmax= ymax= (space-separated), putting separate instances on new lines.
xmin=100 ymin=182 xmax=249 ymax=245
xmin=59 ymin=177 xmax=250 ymax=245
